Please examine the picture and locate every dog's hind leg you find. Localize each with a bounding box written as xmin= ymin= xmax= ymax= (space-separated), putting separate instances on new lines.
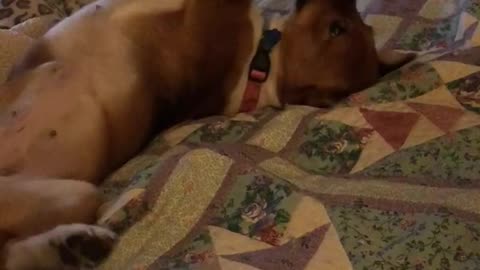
xmin=0 ymin=178 xmax=116 ymax=269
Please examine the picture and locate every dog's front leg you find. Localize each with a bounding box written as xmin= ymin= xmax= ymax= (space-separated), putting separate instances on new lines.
xmin=0 ymin=178 xmax=116 ymax=269
xmin=5 ymin=224 xmax=116 ymax=270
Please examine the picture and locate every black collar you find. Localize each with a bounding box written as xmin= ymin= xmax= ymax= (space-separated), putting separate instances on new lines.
xmin=248 ymin=28 xmax=282 ymax=83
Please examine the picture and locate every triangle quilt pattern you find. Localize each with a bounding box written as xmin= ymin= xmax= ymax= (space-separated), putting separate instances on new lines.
xmin=360 ymin=108 xmax=420 ymax=150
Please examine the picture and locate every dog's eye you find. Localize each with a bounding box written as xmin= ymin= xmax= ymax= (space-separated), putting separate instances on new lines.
xmin=329 ymin=21 xmax=346 ymax=38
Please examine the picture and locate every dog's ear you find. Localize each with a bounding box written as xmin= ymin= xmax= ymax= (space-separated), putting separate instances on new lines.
xmin=295 ymin=0 xmax=308 ymax=11
xmin=340 ymin=0 xmax=357 ymax=7
xmin=296 ymin=0 xmax=357 ymax=12
xmin=377 ymin=49 xmax=416 ymax=77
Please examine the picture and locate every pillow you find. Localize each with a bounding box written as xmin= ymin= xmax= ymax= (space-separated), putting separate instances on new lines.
xmin=0 ymin=11 xmax=57 ymax=82
xmin=0 ymin=0 xmax=66 ymax=29
xmin=0 ymin=29 xmax=32 ymax=82
xmin=63 ymin=0 xmax=95 ymax=15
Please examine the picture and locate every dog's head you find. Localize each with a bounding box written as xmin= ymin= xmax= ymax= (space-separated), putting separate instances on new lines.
xmin=278 ymin=0 xmax=415 ymax=107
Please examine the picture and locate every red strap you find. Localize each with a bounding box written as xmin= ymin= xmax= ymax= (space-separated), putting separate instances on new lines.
xmin=239 ymin=70 xmax=267 ymax=112
xmin=239 ymin=81 xmax=261 ymax=112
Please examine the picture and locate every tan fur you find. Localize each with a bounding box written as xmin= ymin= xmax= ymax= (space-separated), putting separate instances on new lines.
xmin=0 ymin=178 xmax=100 ymax=237
xmin=0 ymin=0 xmax=414 ymax=267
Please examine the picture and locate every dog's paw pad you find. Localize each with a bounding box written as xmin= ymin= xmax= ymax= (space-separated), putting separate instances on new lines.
xmin=52 ymin=225 xmax=117 ymax=267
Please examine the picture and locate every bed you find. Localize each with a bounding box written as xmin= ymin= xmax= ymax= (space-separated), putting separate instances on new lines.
xmin=1 ymin=0 xmax=480 ymax=269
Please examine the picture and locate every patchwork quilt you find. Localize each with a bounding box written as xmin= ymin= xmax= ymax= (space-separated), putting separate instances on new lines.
xmin=1 ymin=0 xmax=480 ymax=269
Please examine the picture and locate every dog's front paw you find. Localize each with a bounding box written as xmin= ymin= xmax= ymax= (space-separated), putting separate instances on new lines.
xmin=6 ymin=224 xmax=117 ymax=270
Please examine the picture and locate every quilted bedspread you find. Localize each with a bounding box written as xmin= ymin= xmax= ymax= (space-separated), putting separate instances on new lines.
xmin=1 ymin=0 xmax=480 ymax=269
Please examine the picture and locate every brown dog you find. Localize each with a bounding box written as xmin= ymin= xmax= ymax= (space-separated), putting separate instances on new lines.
xmin=0 ymin=0 xmax=414 ymax=268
